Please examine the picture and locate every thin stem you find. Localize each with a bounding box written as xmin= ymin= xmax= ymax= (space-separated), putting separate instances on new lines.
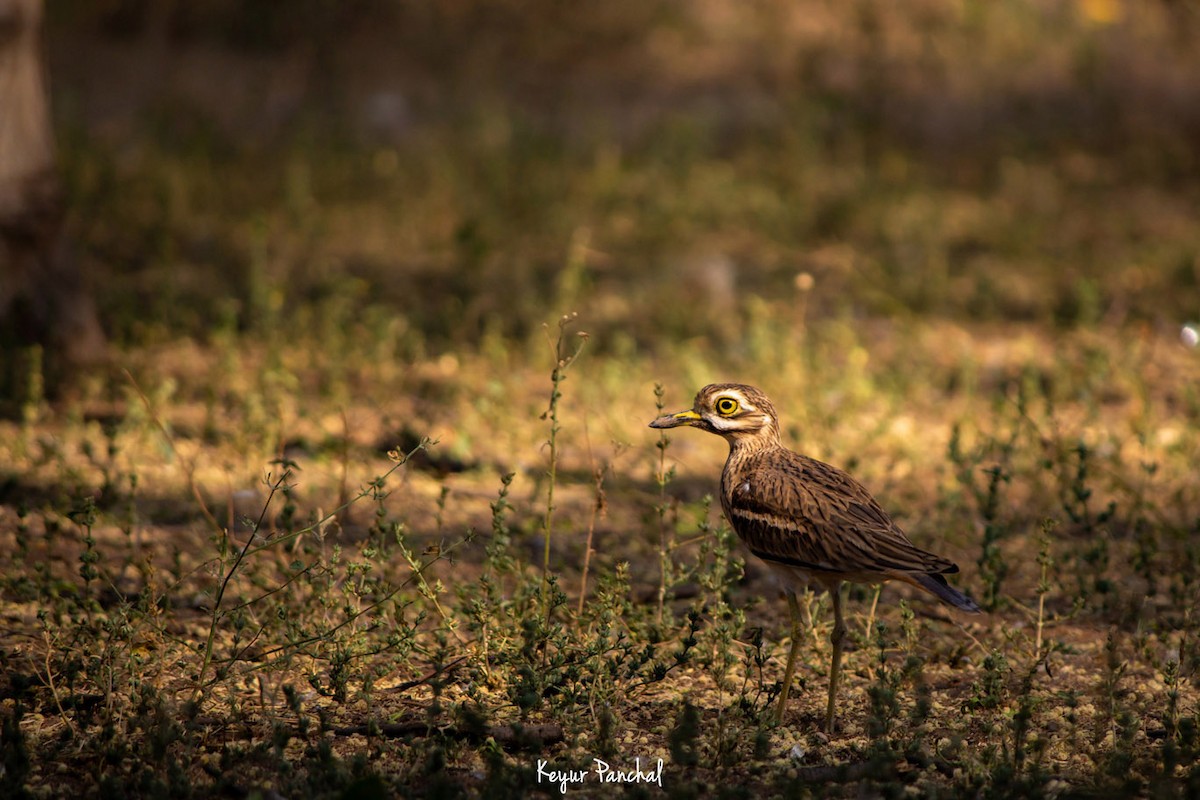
xmin=539 ymin=313 xmax=587 ymax=613
xmin=863 ymin=584 xmax=882 ymax=638
xmin=577 ymin=424 xmax=608 ymax=616
xmin=198 ymin=525 xmax=468 ymax=690
xmin=1035 ymin=519 xmax=1056 ymax=659
xmin=542 ymin=363 xmax=562 ymax=582
xmin=654 ymin=383 xmax=674 ymax=626
xmin=189 ymin=439 xmax=434 ymax=705
xmin=191 ymin=470 xmax=290 ymax=705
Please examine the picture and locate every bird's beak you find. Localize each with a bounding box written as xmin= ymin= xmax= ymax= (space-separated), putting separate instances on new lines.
xmin=648 ymin=409 xmax=703 ymax=429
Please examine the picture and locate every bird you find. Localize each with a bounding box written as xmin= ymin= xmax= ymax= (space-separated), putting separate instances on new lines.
xmin=649 ymin=383 xmax=980 ymax=732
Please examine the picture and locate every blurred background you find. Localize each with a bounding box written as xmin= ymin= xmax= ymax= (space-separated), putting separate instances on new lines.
xmin=6 ymin=0 xmax=1194 ymax=375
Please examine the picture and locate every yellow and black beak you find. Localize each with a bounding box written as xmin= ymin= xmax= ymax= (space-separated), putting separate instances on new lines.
xmin=648 ymin=409 xmax=703 ymax=429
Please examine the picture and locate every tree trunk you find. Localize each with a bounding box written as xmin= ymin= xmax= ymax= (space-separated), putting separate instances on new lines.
xmin=0 ymin=0 xmax=105 ymax=395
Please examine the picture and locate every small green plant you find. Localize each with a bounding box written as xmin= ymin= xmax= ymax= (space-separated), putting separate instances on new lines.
xmin=966 ymin=651 xmax=1009 ymax=713
xmin=1058 ymin=440 xmax=1116 ymax=535
xmin=976 ymin=465 xmax=1012 ymax=612
xmin=653 ymin=382 xmax=677 ymax=626
xmin=538 ymin=312 xmax=588 ymax=609
xmin=948 ymin=420 xmax=1016 ymax=612
xmin=191 ymin=466 xmax=296 ymax=705
xmin=69 ymin=496 xmax=101 ymax=622
xmin=19 ymin=345 xmax=44 ymax=432
xmin=577 ymin=439 xmax=621 ymax=615
xmin=669 ymin=701 xmax=702 ymax=768
xmin=1008 ymin=662 xmax=1045 ymax=781
xmin=1156 ymin=655 xmax=1186 ymax=789
xmin=865 ymin=622 xmax=899 ymax=741
xmin=2 ymin=683 xmax=32 ymax=800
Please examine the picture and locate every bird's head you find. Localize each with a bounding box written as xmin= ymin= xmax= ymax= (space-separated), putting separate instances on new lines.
xmin=649 ymin=383 xmax=782 ymax=447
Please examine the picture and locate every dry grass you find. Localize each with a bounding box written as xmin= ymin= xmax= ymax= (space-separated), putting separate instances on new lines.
xmin=4 ymin=317 xmax=1200 ymax=797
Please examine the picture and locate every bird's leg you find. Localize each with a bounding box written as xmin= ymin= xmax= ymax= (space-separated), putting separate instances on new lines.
xmin=799 ymin=587 xmax=814 ymax=631
xmin=775 ymin=591 xmax=804 ymax=723
xmin=824 ymin=581 xmax=847 ymax=734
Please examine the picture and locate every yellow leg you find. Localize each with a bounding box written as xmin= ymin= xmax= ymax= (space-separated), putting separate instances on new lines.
xmin=799 ymin=587 xmax=814 ymax=631
xmin=775 ymin=591 xmax=804 ymax=723
xmin=825 ymin=582 xmax=846 ymax=734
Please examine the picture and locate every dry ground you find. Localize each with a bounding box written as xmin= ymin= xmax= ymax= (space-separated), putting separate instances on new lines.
xmin=3 ymin=318 xmax=1200 ymax=797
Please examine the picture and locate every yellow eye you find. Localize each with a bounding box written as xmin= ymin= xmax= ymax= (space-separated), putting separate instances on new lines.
xmin=715 ymin=397 xmax=739 ymax=416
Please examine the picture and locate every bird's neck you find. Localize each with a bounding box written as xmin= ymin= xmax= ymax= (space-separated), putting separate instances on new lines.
xmin=724 ymin=428 xmax=783 ymax=458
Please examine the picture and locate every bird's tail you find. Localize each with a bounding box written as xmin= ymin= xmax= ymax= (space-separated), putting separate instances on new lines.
xmin=914 ymin=573 xmax=982 ymax=613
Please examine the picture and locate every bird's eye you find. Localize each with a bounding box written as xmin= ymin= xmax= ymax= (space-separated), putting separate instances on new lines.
xmin=715 ymin=397 xmax=739 ymax=416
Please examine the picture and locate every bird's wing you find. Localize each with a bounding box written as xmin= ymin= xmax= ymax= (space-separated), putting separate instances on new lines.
xmin=727 ymin=449 xmax=958 ymax=578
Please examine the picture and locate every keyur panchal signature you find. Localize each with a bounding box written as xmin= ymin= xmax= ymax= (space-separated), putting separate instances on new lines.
xmin=536 ymin=756 xmax=665 ymax=794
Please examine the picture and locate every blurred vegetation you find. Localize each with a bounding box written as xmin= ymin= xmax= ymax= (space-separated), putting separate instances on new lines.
xmin=44 ymin=0 xmax=1200 ymax=354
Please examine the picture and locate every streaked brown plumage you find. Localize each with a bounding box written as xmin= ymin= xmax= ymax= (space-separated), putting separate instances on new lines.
xmin=650 ymin=383 xmax=979 ymax=732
